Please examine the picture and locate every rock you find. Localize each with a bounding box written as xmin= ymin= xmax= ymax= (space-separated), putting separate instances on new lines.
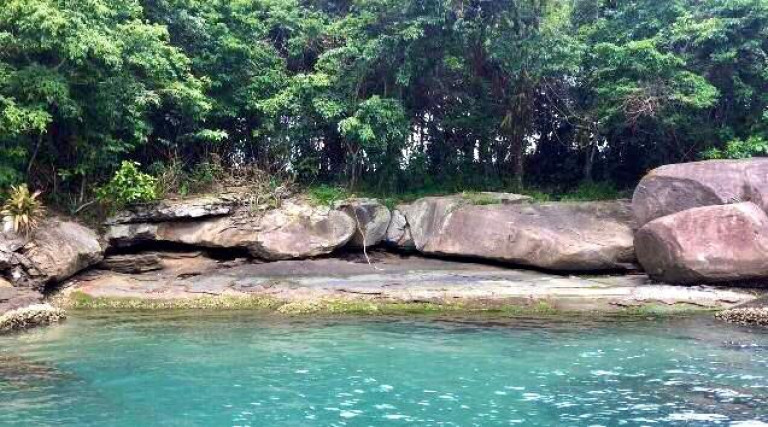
xmin=0 ymin=287 xmax=64 ymax=333
xmin=336 ymin=198 xmax=392 ymax=248
xmin=401 ymin=197 xmax=636 ymax=271
xmin=106 ymin=196 xmax=236 ymax=224
xmin=249 ymin=201 xmax=356 ymax=260
xmin=635 ymin=202 xmax=768 ymax=284
xmin=716 ymin=307 xmax=768 ymax=326
xmin=0 ymin=287 xmax=43 ymax=314
xmin=22 ymin=220 xmax=104 ymax=286
xmin=384 ymin=209 xmax=415 ymax=250
xmin=1 ymin=219 xmax=104 ymax=289
xmin=717 ymin=296 xmax=768 ymax=325
xmin=632 ymin=159 xmax=768 ymax=226
xmin=0 ymin=304 xmax=65 ymax=333
xmin=105 ymin=200 xmax=356 ymax=260
xmin=99 ymin=253 xmax=163 ymax=274
xmin=463 ymin=192 xmax=532 ymax=205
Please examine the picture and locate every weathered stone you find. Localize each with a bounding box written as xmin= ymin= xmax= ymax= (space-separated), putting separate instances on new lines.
xmin=0 ymin=304 xmax=65 ymax=333
xmin=635 ymin=202 xmax=768 ymax=284
xmin=60 ymin=253 xmax=760 ymax=312
xmin=22 ymin=220 xmax=104 ymax=286
xmin=464 ymin=192 xmax=532 ymax=205
xmin=401 ymin=197 xmax=636 ymax=271
xmin=632 ymin=159 xmax=768 ymax=226
xmin=106 ymin=196 xmax=237 ymax=225
xmin=99 ymin=253 xmax=164 ymax=274
xmin=105 ymin=200 xmax=356 ymax=260
xmin=249 ymin=202 xmax=356 ymax=260
xmin=384 ymin=209 xmax=415 ymax=250
xmin=336 ymin=198 xmax=392 ymax=248
xmin=1 ymin=219 xmax=103 ymax=289
xmin=0 ymin=287 xmax=43 ymax=314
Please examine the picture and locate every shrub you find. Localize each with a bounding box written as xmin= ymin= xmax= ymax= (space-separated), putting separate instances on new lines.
xmin=97 ymin=161 xmax=158 ymax=208
xmin=702 ymin=136 xmax=768 ymax=160
xmin=560 ymin=181 xmax=621 ymax=201
xmin=308 ymin=185 xmax=349 ymax=206
xmin=2 ymin=184 xmax=46 ymax=236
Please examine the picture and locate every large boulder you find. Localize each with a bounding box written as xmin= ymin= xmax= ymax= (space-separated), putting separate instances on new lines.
xmin=632 ymin=159 xmax=768 ymax=226
xmin=105 ymin=200 xmax=356 ymax=260
xmin=400 ymin=197 xmax=636 ymax=271
xmin=635 ymin=202 xmax=768 ymax=284
xmin=1 ymin=219 xmax=104 ymax=289
xmin=336 ymin=198 xmax=392 ymax=248
xmin=249 ymin=201 xmax=356 ymax=260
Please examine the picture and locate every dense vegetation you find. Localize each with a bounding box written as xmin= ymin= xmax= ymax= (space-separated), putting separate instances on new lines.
xmin=1 ymin=0 xmax=767 ymax=210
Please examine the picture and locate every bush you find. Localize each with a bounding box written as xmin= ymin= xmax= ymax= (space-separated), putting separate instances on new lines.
xmin=308 ymin=185 xmax=349 ymax=206
xmin=702 ymin=136 xmax=768 ymax=160
xmin=97 ymin=161 xmax=157 ymax=208
xmin=2 ymin=184 xmax=46 ymax=236
xmin=560 ymin=181 xmax=622 ymax=201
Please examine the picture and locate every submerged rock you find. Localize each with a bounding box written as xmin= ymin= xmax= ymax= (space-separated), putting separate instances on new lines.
xmin=632 ymin=159 xmax=768 ymax=226
xmin=1 ymin=219 xmax=103 ymax=289
xmin=635 ymin=202 xmax=768 ymax=284
xmin=0 ymin=287 xmax=63 ymax=333
xmin=0 ymin=303 xmax=65 ymax=333
xmin=716 ymin=307 xmax=768 ymax=326
xmin=400 ymin=197 xmax=636 ymax=271
xmin=717 ymin=296 xmax=768 ymax=326
xmin=336 ymin=198 xmax=392 ymax=248
xmin=105 ymin=200 xmax=356 ymax=260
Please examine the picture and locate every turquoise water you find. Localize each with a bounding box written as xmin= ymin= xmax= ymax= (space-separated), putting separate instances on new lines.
xmin=1 ymin=313 xmax=768 ymax=426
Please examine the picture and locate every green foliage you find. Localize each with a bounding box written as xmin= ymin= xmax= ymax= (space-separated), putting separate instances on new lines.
xmin=702 ymin=136 xmax=768 ymax=160
xmin=307 ymin=185 xmax=349 ymax=206
xmin=96 ymin=161 xmax=157 ymax=207
xmin=560 ymin=182 xmax=623 ymax=202
xmin=1 ymin=184 xmax=45 ymax=236
xmin=2 ymin=0 xmax=768 ymax=205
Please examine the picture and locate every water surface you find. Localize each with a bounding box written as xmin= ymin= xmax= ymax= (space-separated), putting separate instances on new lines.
xmin=1 ymin=312 xmax=768 ymax=426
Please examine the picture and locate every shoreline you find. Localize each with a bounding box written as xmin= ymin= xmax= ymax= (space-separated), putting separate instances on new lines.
xmin=49 ymin=251 xmax=763 ymax=317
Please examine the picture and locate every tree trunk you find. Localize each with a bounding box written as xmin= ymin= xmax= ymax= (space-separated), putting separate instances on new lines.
xmin=511 ymin=136 xmax=524 ymax=189
xmin=582 ymin=139 xmax=596 ymax=183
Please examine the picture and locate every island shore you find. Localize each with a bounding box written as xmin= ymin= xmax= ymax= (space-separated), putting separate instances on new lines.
xmin=53 ymin=251 xmax=763 ymax=315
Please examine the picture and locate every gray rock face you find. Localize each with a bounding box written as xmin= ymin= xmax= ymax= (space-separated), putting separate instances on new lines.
xmin=106 ymin=196 xmax=236 ymax=224
xmin=249 ymin=202 xmax=356 ymax=260
xmin=99 ymin=253 xmax=164 ymax=274
xmin=384 ymin=209 xmax=415 ymax=250
xmin=635 ymin=202 xmax=768 ymax=284
xmin=336 ymin=198 xmax=392 ymax=248
xmin=632 ymin=159 xmax=768 ymax=226
xmin=400 ymin=197 xmax=636 ymax=271
xmin=105 ymin=200 xmax=356 ymax=260
xmin=1 ymin=219 xmax=104 ymax=289
xmin=0 ymin=287 xmax=43 ymax=314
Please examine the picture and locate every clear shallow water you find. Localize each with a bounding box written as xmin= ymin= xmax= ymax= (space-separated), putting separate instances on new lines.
xmin=1 ymin=313 xmax=768 ymax=426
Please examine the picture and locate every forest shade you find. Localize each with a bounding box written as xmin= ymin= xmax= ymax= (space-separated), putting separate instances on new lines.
xmin=1 ymin=0 xmax=767 ymax=204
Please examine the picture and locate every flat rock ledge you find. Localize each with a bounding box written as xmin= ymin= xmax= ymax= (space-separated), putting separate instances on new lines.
xmin=56 ymin=252 xmax=762 ymax=314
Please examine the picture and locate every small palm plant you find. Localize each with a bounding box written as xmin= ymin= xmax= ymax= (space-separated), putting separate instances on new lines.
xmin=2 ymin=185 xmax=46 ymax=236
